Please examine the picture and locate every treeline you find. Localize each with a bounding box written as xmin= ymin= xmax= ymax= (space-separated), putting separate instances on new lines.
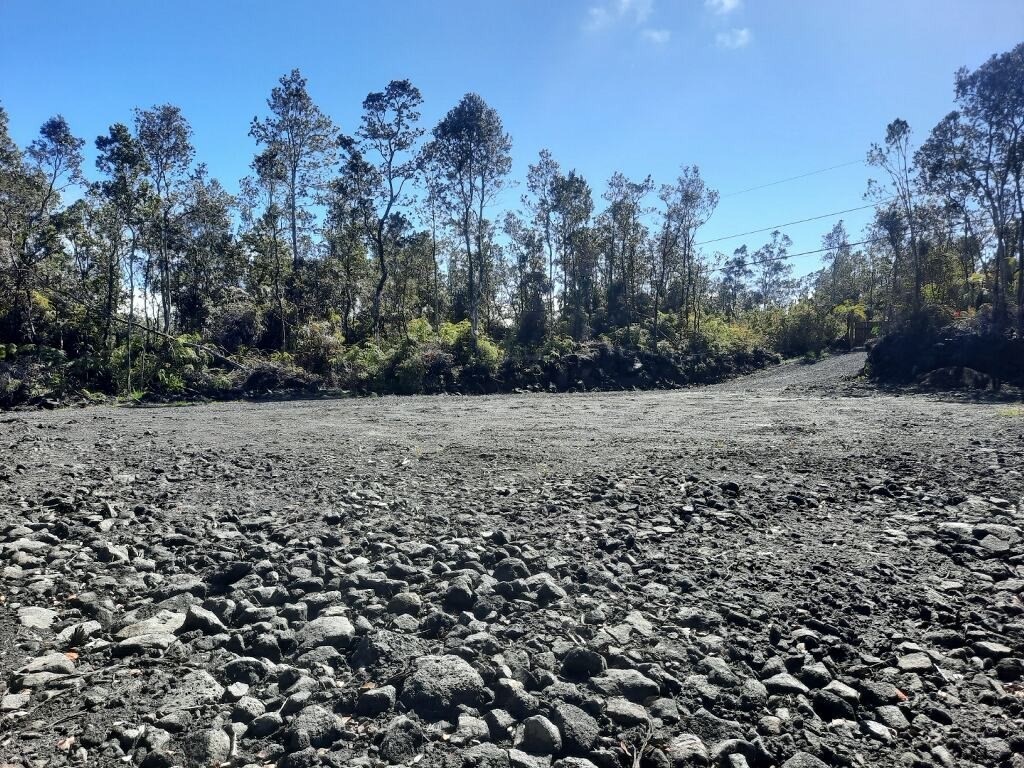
xmin=1 ymin=44 xmax=1021 ymax=401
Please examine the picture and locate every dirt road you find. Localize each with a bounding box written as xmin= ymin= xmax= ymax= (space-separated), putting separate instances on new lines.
xmin=1 ymin=353 xmax=1022 ymax=768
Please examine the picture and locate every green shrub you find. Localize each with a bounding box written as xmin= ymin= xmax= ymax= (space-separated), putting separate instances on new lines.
xmin=205 ymin=292 xmax=266 ymax=352
xmin=293 ymin=321 xmax=345 ymax=378
xmin=392 ymin=346 xmax=426 ymax=394
xmin=406 ymin=317 xmax=435 ymax=343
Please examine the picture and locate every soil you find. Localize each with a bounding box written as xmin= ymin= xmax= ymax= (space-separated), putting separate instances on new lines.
xmin=1 ymin=352 xmax=1022 ymax=768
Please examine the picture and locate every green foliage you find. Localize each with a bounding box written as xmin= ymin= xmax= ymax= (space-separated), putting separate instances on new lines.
xmin=205 ymin=294 xmax=266 ymax=353
xmin=773 ymin=301 xmax=843 ymax=358
xmin=406 ymin=317 xmax=435 ymax=343
xmin=293 ymin=321 xmax=345 ymax=378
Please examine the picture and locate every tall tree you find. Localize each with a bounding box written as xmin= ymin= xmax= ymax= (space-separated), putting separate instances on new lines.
xmin=94 ymin=123 xmax=151 ymax=386
xmin=868 ymin=119 xmax=924 ymax=312
xmin=134 ymin=104 xmax=194 ymax=332
xmin=423 ymin=93 xmax=512 ymax=338
xmin=340 ymin=80 xmax=423 ymax=338
xmin=250 ymin=69 xmax=337 ymax=268
xmin=3 ymin=114 xmax=84 ymax=342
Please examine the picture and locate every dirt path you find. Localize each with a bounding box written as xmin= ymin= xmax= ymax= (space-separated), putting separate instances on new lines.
xmin=1 ymin=353 xmax=1022 ymax=768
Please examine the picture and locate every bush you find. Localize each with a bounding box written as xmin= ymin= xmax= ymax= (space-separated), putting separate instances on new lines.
xmin=774 ymin=302 xmax=842 ymax=358
xmin=205 ymin=292 xmax=266 ymax=353
xmin=293 ymin=321 xmax=345 ymax=378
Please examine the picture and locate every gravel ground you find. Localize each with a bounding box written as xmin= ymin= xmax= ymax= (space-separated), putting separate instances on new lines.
xmin=1 ymin=352 xmax=1023 ymax=768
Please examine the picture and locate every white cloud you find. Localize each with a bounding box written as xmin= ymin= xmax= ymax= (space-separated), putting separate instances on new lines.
xmin=641 ymin=28 xmax=671 ymax=45
xmin=715 ymin=27 xmax=752 ymax=49
xmin=705 ymin=0 xmax=741 ymax=14
xmin=584 ymin=0 xmax=654 ymax=31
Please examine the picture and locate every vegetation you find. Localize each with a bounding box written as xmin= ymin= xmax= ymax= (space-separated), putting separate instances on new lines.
xmin=2 ymin=45 xmax=1022 ymax=405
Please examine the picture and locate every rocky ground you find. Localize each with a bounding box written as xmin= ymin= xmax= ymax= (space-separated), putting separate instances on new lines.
xmin=1 ymin=352 xmax=1022 ymax=768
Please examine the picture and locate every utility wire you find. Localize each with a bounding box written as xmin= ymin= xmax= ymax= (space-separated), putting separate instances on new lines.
xmin=709 ymin=213 xmax=992 ymax=273
xmin=696 ymin=200 xmax=887 ymax=247
xmin=720 ymin=160 xmax=865 ymax=198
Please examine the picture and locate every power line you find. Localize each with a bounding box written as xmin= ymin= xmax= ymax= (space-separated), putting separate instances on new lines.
xmin=696 ymin=200 xmax=885 ymax=247
xmin=720 ymin=160 xmax=865 ymax=198
xmin=709 ymin=213 xmax=992 ymax=274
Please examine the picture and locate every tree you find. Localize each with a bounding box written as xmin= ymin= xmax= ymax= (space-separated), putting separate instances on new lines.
xmin=239 ymin=147 xmax=290 ymax=349
xmin=250 ymin=69 xmax=336 ymax=268
xmin=601 ymin=172 xmax=652 ymax=339
xmin=94 ymin=123 xmax=151 ymax=387
xmin=423 ymin=93 xmax=512 ymax=338
xmin=340 ymin=80 xmax=423 ymax=338
xmin=753 ymin=230 xmax=793 ymax=310
xmin=652 ymin=165 xmax=717 ymax=343
xmin=134 ymin=104 xmax=194 ymax=332
xmin=3 ymin=114 xmax=84 ymax=342
xmin=868 ymin=119 xmax=924 ymax=312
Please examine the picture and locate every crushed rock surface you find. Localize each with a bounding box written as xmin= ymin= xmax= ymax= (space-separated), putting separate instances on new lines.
xmin=1 ymin=353 xmax=1023 ymax=768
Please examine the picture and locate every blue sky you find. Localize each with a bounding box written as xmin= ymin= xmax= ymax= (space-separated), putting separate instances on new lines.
xmin=2 ymin=0 xmax=1022 ymax=276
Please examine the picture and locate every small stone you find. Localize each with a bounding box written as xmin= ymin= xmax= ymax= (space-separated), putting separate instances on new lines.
xmin=232 ymin=696 xmax=266 ymax=723
xmin=400 ymin=654 xmax=488 ymax=718
xmin=518 ymin=716 xmax=562 ymax=755
xmin=357 ymin=685 xmax=397 ymax=716
xmin=181 ymin=605 xmax=227 ymax=635
xmin=387 ymin=592 xmax=422 ymax=616
xmin=874 ymin=705 xmax=910 ymax=731
xmin=561 ymin=647 xmax=606 ymax=679
xmin=897 ymin=652 xmax=932 ymax=672
xmin=183 ymin=727 xmax=231 ymax=766
xmin=296 ymin=615 xmax=355 ymax=651
xmin=18 ymin=606 xmax=57 ymax=629
xmin=590 ymin=669 xmax=660 ymax=702
xmin=665 ymin=734 xmax=708 ymax=766
xmin=248 ymin=711 xmax=283 ymax=737
xmin=549 ymin=702 xmax=598 ymax=753
xmin=285 ymin=704 xmax=342 ymax=748
xmin=973 ymin=641 xmax=1012 ymax=659
xmin=605 ymin=697 xmax=649 ymax=727
xmin=380 ymin=715 xmax=425 ymax=764
xmin=861 ymin=720 xmax=893 ymax=743
xmin=763 ymin=673 xmax=809 ymax=696
xmin=1 ymin=693 xmax=31 ymax=711
xmin=781 ymin=754 xmax=829 ymax=768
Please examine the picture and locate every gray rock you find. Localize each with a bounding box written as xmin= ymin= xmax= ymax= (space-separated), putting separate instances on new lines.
xmin=1 ymin=692 xmax=31 ymax=711
xmin=183 ymin=727 xmax=231 ymax=766
xmin=285 ymin=704 xmax=342 ymax=748
xmin=560 ymin=647 xmax=606 ymax=679
xmin=464 ymin=743 xmax=511 ymax=768
xmin=811 ymin=690 xmax=855 ymax=721
xmin=248 ymin=711 xmax=283 ymax=737
xmin=763 ymin=673 xmax=809 ymax=695
xmin=665 ymin=734 xmax=708 ymax=766
xmin=18 ymin=606 xmax=57 ymax=629
xmin=388 ymin=592 xmax=422 ymax=616
xmin=113 ymin=632 xmax=178 ymax=655
xmin=296 ymin=615 xmax=355 ymax=650
xmin=874 ymin=705 xmax=910 ymax=730
xmin=589 ymin=669 xmax=659 ymax=702
xmin=509 ymin=749 xmax=553 ymax=768
xmin=232 ymin=696 xmax=266 ymax=723
xmin=605 ymin=697 xmax=648 ymax=727
xmin=19 ymin=652 xmax=75 ymax=675
xmin=181 ymin=604 xmax=227 ymax=635
xmin=357 ymin=684 xmax=397 ymax=716
xmin=781 ymin=754 xmax=829 ymax=768
xmin=550 ymin=702 xmax=598 ymax=753
xmin=380 ymin=715 xmax=425 ymax=764
xmin=518 ymin=715 xmax=562 ymax=755
xmin=453 ymin=714 xmax=491 ymax=745
xmin=400 ymin=654 xmax=488 ymax=718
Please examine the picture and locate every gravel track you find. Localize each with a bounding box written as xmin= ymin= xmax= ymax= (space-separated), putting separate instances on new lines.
xmin=1 ymin=353 xmax=1022 ymax=768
